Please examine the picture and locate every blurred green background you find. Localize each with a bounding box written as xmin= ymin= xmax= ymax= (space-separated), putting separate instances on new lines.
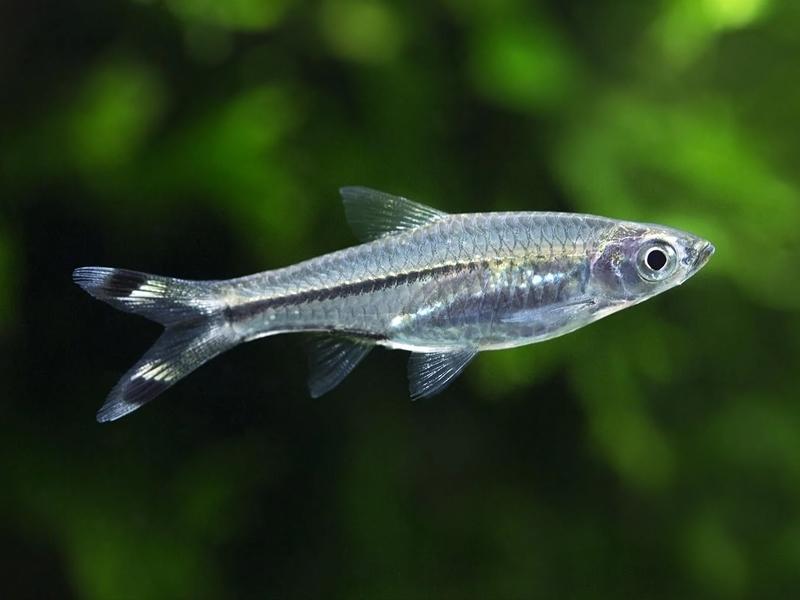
xmin=2 ymin=0 xmax=799 ymax=597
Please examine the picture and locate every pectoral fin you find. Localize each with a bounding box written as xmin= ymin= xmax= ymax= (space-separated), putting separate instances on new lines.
xmin=499 ymin=298 xmax=596 ymax=324
xmin=340 ymin=187 xmax=447 ymax=242
xmin=408 ymin=349 xmax=478 ymax=400
xmin=306 ymin=335 xmax=373 ymax=398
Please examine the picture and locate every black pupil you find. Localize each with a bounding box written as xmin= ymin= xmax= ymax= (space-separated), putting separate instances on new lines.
xmin=646 ymin=249 xmax=668 ymax=271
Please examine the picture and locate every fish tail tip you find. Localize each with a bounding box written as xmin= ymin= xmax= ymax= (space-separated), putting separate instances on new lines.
xmin=95 ymin=395 xmax=136 ymax=423
xmin=95 ymin=408 xmax=117 ymax=423
xmin=72 ymin=266 xmax=112 ymax=291
xmin=95 ymin=379 xmax=170 ymax=423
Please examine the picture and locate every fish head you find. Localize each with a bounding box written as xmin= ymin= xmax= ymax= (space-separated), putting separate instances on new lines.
xmin=590 ymin=221 xmax=714 ymax=303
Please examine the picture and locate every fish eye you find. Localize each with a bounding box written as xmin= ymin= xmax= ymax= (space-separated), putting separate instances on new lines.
xmin=637 ymin=242 xmax=677 ymax=281
xmin=646 ymin=248 xmax=667 ymax=271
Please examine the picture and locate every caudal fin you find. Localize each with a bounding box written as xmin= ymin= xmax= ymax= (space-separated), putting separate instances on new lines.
xmin=73 ymin=267 xmax=239 ymax=422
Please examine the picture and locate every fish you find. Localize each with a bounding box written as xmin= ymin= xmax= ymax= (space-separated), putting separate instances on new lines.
xmin=73 ymin=187 xmax=714 ymax=422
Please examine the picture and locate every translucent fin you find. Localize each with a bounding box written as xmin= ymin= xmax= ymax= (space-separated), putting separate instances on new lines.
xmin=499 ymin=298 xmax=596 ymax=324
xmin=306 ymin=335 xmax=373 ymax=398
xmin=74 ymin=266 xmax=239 ymax=421
xmin=73 ymin=267 xmax=222 ymax=325
xmin=340 ymin=186 xmax=447 ymax=242
xmin=408 ymin=349 xmax=477 ymax=400
xmin=96 ymin=317 xmax=237 ymax=422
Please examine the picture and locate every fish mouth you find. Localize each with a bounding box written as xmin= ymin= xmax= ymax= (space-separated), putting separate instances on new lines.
xmin=692 ymin=241 xmax=715 ymax=270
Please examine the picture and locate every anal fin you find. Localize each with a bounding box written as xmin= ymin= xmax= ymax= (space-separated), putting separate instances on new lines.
xmin=307 ymin=335 xmax=374 ymax=398
xmin=408 ymin=349 xmax=477 ymax=400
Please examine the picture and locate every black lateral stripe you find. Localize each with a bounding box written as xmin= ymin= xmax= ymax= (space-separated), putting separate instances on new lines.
xmin=230 ymin=260 xmax=486 ymax=319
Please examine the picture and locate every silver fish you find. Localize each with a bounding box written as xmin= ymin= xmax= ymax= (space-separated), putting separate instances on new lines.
xmin=74 ymin=187 xmax=714 ymax=421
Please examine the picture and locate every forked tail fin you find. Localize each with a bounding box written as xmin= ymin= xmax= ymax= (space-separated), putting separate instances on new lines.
xmin=73 ymin=267 xmax=239 ymax=422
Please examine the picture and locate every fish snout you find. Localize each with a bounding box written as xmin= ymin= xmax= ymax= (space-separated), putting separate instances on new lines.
xmin=692 ymin=241 xmax=715 ymax=270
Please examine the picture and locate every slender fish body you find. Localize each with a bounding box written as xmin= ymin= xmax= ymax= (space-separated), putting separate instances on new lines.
xmin=74 ymin=187 xmax=714 ymax=421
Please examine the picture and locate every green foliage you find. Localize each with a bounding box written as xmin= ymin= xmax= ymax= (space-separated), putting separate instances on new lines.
xmin=67 ymin=60 xmax=167 ymax=172
xmin=319 ymin=0 xmax=406 ymax=64
xmin=469 ymin=20 xmax=577 ymax=112
xmin=2 ymin=0 xmax=800 ymax=597
xmin=160 ymin=0 xmax=296 ymax=31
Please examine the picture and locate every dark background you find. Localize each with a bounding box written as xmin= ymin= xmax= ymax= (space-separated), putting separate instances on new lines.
xmin=2 ymin=0 xmax=800 ymax=597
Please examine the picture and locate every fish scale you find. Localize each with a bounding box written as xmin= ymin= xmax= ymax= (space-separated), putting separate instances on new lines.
xmin=224 ymin=213 xmax=607 ymax=349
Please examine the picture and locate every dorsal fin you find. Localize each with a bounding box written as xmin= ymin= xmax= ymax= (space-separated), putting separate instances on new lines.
xmin=340 ymin=186 xmax=448 ymax=242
